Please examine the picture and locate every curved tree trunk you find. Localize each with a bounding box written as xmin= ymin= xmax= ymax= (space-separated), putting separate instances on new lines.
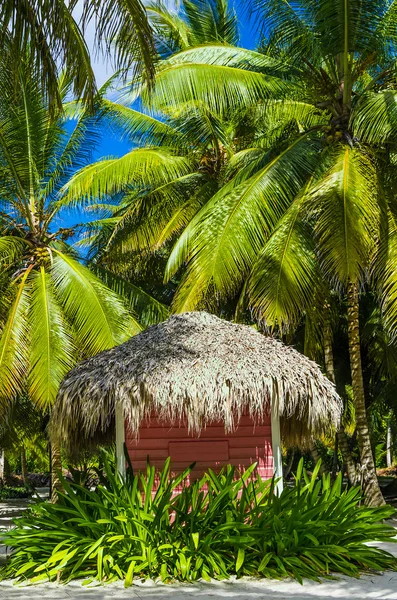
xmin=337 ymin=427 xmax=360 ymax=485
xmin=283 ymin=447 xmax=295 ymax=479
xmin=20 ymin=446 xmax=28 ymax=485
xmin=50 ymin=442 xmax=63 ymax=502
xmin=324 ymin=319 xmax=358 ymax=482
xmin=324 ymin=321 xmax=340 ymax=478
xmin=347 ymin=281 xmax=384 ymax=506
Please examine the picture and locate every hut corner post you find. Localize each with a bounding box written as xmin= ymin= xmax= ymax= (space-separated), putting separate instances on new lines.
xmin=115 ymin=404 xmax=126 ymax=480
xmin=271 ymin=396 xmax=284 ymax=495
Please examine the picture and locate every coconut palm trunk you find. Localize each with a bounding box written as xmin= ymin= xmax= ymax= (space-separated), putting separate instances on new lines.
xmin=309 ymin=440 xmax=327 ymax=473
xmin=324 ymin=320 xmax=359 ymax=483
xmin=347 ymin=281 xmax=384 ymax=506
xmin=324 ymin=322 xmax=340 ymax=477
xmin=3 ymin=454 xmax=11 ymax=485
xmin=50 ymin=443 xmax=63 ymax=502
xmin=324 ymin=321 xmax=335 ymax=384
xmin=0 ymin=448 xmax=4 ymax=482
xmin=20 ymin=446 xmax=28 ymax=485
xmin=386 ymin=419 xmax=393 ymax=468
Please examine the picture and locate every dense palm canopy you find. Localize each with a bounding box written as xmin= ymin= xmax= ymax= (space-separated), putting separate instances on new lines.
xmin=0 ymin=0 xmax=156 ymax=110
xmin=60 ymin=0 xmax=397 ymax=505
xmin=60 ymin=1 xmax=291 ymax=284
xmin=147 ymin=0 xmax=239 ymax=56
xmin=0 ymin=55 xmax=170 ymax=417
xmin=66 ymin=0 xmax=397 ymax=322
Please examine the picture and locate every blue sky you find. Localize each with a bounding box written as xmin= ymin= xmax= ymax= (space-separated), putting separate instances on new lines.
xmin=84 ymin=1 xmax=257 ymax=161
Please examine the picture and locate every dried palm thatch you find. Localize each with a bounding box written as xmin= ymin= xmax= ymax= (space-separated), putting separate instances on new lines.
xmin=51 ymin=312 xmax=342 ymax=454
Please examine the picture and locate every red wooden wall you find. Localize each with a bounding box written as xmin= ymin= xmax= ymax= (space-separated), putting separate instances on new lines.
xmin=125 ymin=414 xmax=274 ymax=480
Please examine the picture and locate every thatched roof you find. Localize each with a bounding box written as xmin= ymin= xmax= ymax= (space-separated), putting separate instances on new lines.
xmin=51 ymin=312 xmax=342 ymax=454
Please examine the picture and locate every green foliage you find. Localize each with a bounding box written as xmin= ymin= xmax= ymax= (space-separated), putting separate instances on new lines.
xmin=1 ymin=457 xmax=395 ymax=585
xmin=0 ymin=486 xmax=32 ymax=500
xmin=0 ymin=58 xmax=168 ymax=418
xmin=0 ymin=0 xmax=155 ymax=111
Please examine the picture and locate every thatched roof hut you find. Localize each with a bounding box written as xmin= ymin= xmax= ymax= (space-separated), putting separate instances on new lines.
xmin=51 ymin=312 xmax=342 ymax=459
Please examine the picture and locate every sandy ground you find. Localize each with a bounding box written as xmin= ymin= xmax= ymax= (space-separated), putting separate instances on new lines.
xmin=1 ymin=537 xmax=396 ymax=600
xmin=1 ymin=571 xmax=397 ymax=600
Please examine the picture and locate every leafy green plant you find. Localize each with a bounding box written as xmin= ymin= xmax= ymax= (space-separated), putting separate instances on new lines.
xmin=0 ymin=457 xmax=395 ymax=585
xmin=0 ymin=486 xmax=33 ymax=500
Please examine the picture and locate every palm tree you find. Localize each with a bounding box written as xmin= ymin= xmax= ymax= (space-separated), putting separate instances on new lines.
xmin=66 ymin=0 xmax=397 ymax=505
xmin=0 ymin=0 xmax=156 ymax=110
xmin=0 ymin=395 xmax=46 ymax=485
xmin=57 ymin=1 xmax=287 ymax=293
xmin=154 ymin=0 xmax=397 ymax=506
xmin=0 ymin=54 xmax=170 ymax=494
xmin=147 ymin=0 xmax=239 ymax=56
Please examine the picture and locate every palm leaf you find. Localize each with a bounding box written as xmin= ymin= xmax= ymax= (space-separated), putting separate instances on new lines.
xmin=93 ymin=267 xmax=169 ymax=327
xmin=167 ymin=134 xmax=321 ymax=310
xmin=247 ymin=185 xmax=320 ymax=329
xmin=51 ymin=251 xmax=140 ymax=355
xmin=309 ymin=146 xmax=379 ymax=285
xmin=0 ymin=267 xmax=32 ymax=412
xmin=102 ymin=173 xmax=206 ymax=255
xmin=148 ymin=59 xmax=290 ymax=115
xmin=60 ymin=149 xmax=194 ymax=206
xmin=0 ymin=236 xmax=28 ymax=266
xmin=352 ymin=91 xmax=397 ymax=144
xmin=163 ymin=44 xmax=286 ymax=72
xmin=102 ymin=100 xmax=180 ymax=146
xmin=374 ymin=209 xmax=397 ymax=338
xmin=28 ymin=267 xmax=75 ymax=412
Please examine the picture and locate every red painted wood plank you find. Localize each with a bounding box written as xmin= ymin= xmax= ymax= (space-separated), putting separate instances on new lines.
xmin=229 ymin=448 xmax=273 ymax=462
xmin=126 ymin=439 xmax=170 ymax=450
xmin=169 ymin=440 xmax=229 ymax=462
xmin=129 ymin=449 xmax=170 ymax=460
xmin=226 ymin=431 xmax=272 ymax=447
xmin=135 ymin=425 xmax=270 ymax=439
xmin=126 ymin=436 xmax=272 ymax=453
xmin=129 ymin=457 xmax=272 ymax=471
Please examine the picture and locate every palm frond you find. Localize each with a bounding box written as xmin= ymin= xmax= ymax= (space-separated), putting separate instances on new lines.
xmin=51 ymin=251 xmax=140 ymax=355
xmin=182 ymin=0 xmax=239 ymax=47
xmin=250 ymin=0 xmax=317 ymax=63
xmin=28 ymin=267 xmax=75 ymax=412
xmin=247 ymin=185 xmax=320 ymax=329
xmin=0 ymin=236 xmax=28 ymax=267
xmin=83 ymin=0 xmax=156 ymax=88
xmin=163 ymin=44 xmax=286 ymax=72
xmin=167 ymin=134 xmax=321 ymax=310
xmin=101 ymin=173 xmax=206 ymax=255
xmin=60 ymin=149 xmax=194 ymax=206
xmin=102 ymin=100 xmax=180 ymax=146
xmin=0 ymin=2 xmax=96 ymax=110
xmin=148 ymin=59 xmax=290 ymax=115
xmin=307 ymin=0 xmax=384 ymax=57
xmin=147 ymin=1 xmax=190 ymax=54
xmin=374 ymin=209 xmax=397 ymax=339
xmin=352 ymin=91 xmax=397 ymax=144
xmin=0 ymin=267 xmax=31 ymax=412
xmin=93 ymin=267 xmax=169 ymax=327
xmin=309 ymin=146 xmax=379 ymax=285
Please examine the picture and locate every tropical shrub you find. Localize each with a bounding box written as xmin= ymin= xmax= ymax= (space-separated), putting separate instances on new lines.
xmin=0 ymin=458 xmax=395 ymax=585
xmin=0 ymin=486 xmax=32 ymax=500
